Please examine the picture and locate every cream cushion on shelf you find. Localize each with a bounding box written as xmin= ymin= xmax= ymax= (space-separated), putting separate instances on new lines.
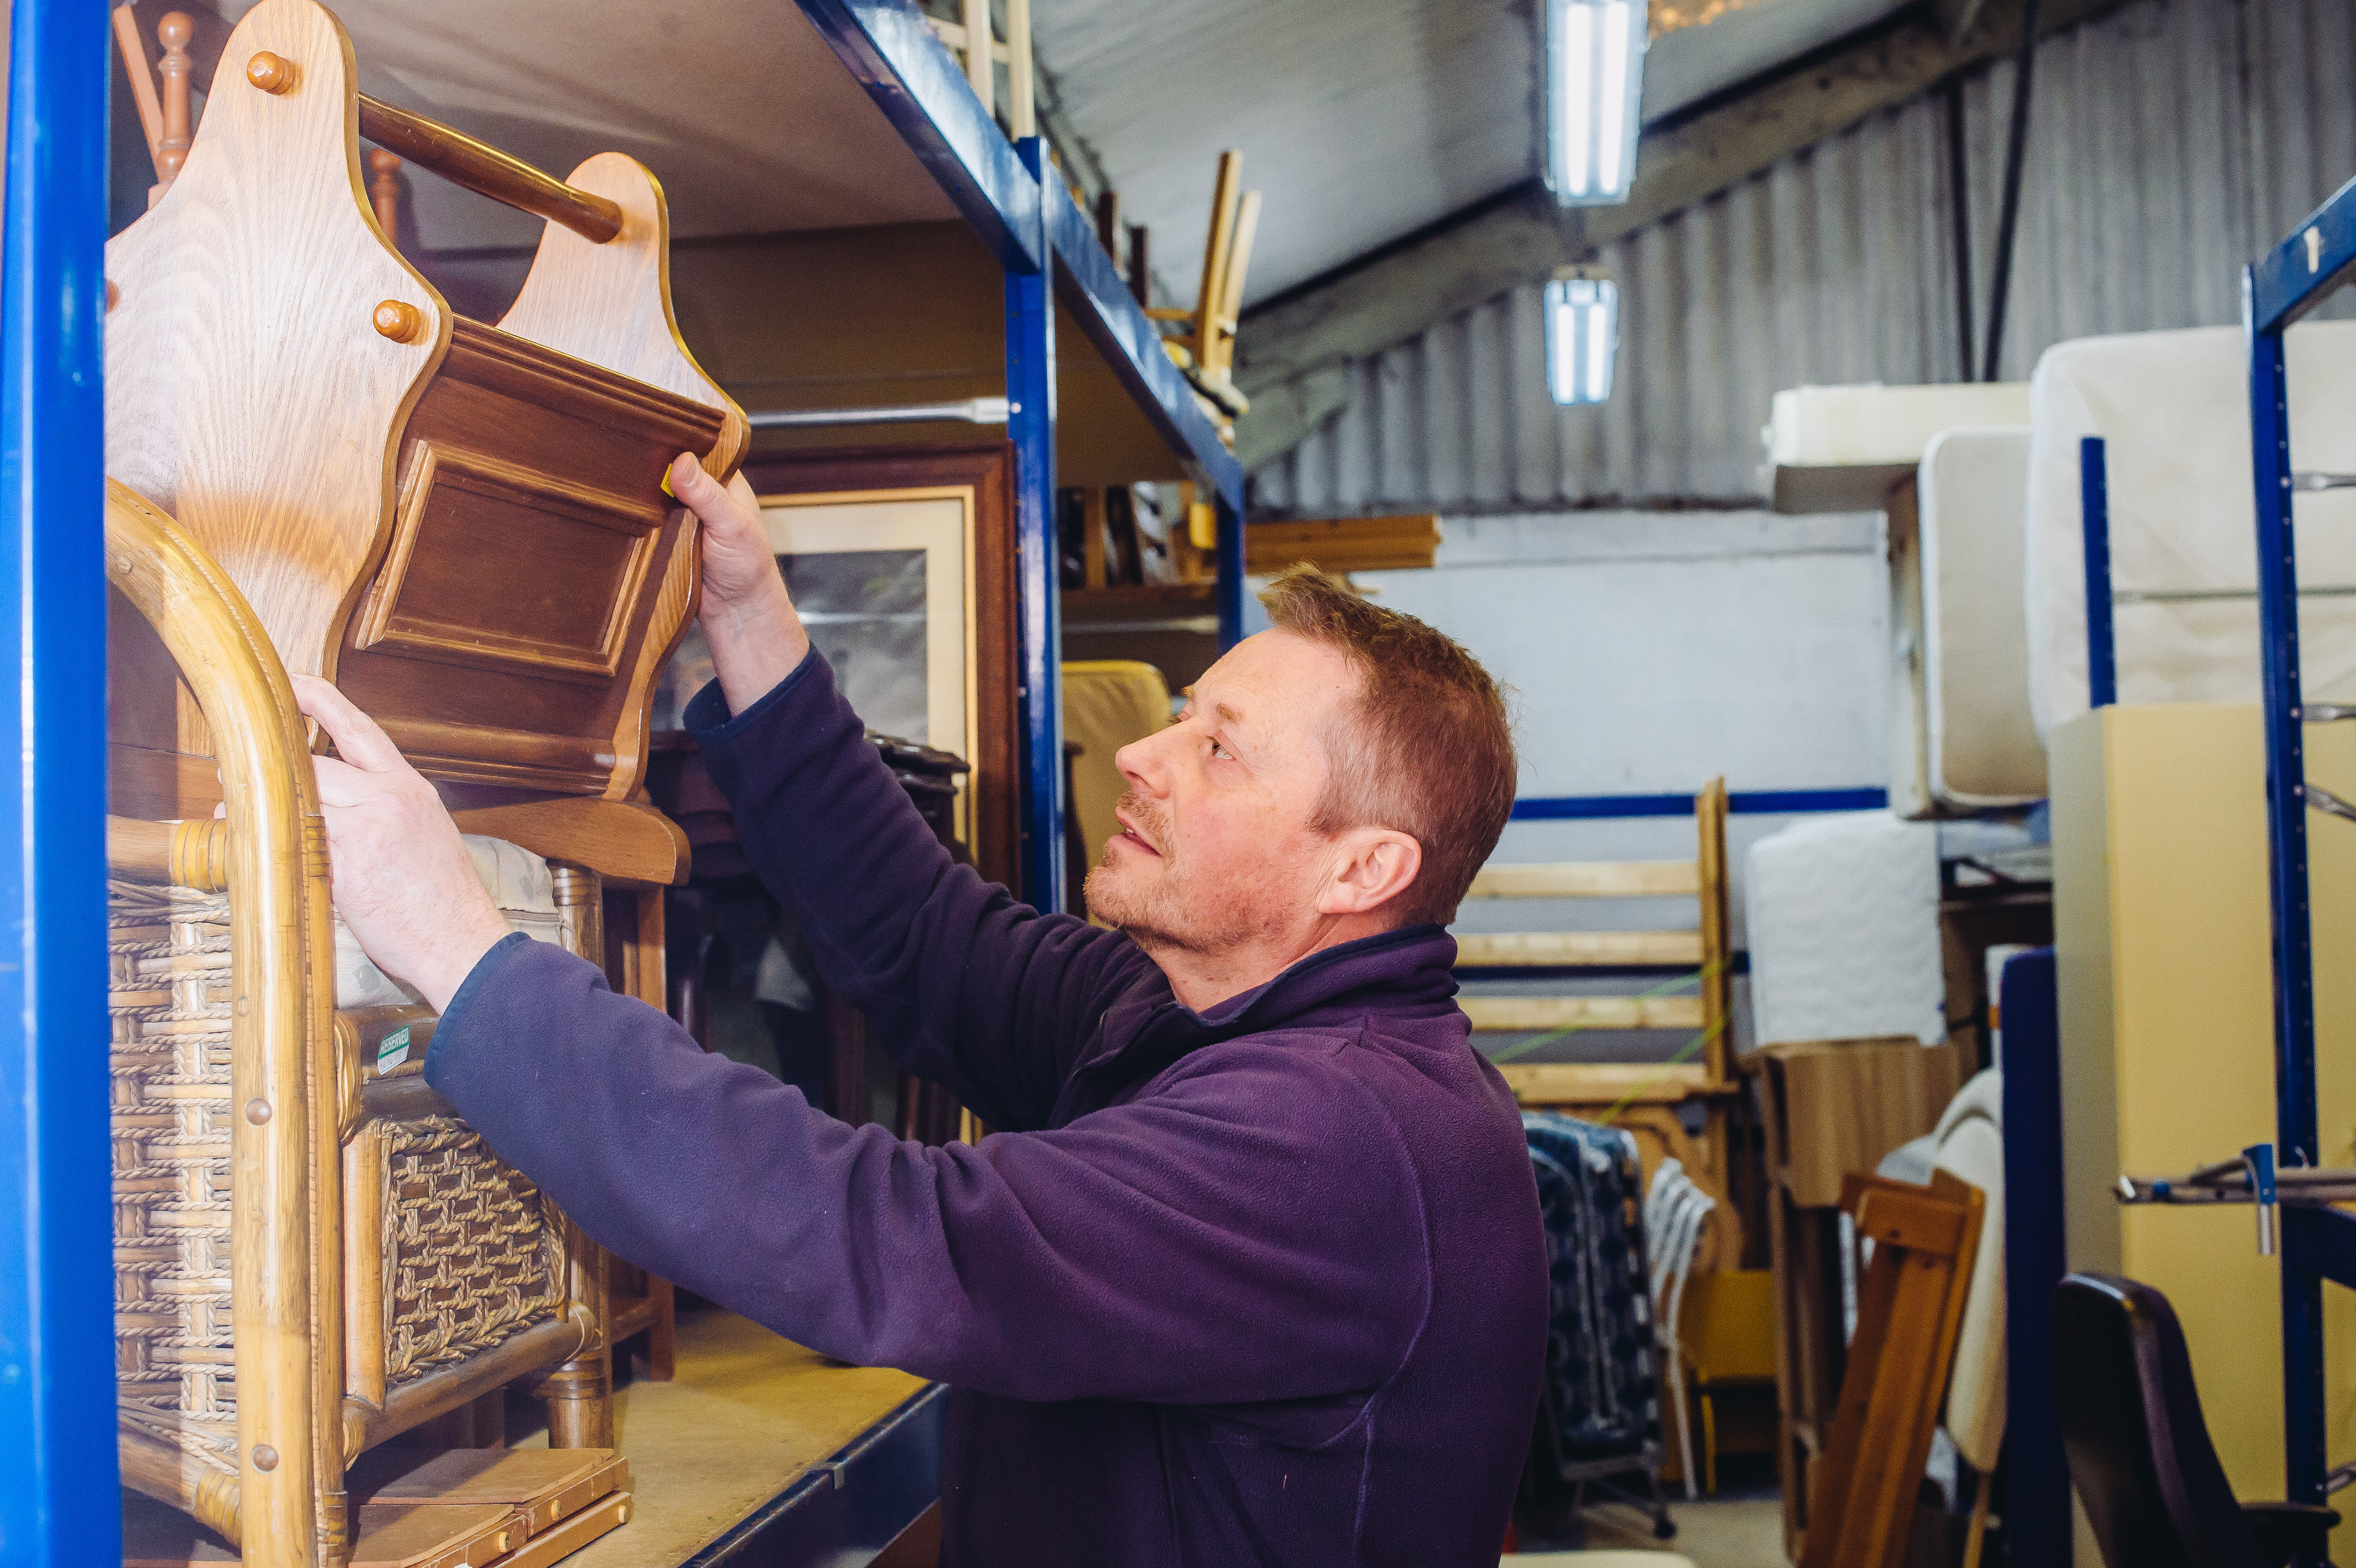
xmin=333 ymin=833 xmax=565 ymax=1007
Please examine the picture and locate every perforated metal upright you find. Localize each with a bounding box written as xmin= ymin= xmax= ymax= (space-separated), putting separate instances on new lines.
xmin=2247 ymin=171 xmax=2356 ymax=1547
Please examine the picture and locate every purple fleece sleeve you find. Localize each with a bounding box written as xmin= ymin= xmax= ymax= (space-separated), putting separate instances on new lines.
xmin=426 ymin=936 xmax=1422 ymax=1404
xmin=680 ymin=654 xmax=1152 ymax=1132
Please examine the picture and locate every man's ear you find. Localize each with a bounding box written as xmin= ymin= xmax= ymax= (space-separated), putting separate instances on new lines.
xmin=1316 ymin=830 xmax=1423 ymax=918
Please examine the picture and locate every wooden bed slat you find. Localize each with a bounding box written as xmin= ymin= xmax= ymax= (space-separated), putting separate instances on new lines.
xmin=1466 ymin=860 xmax=1701 ymax=899
xmin=1455 ymin=930 xmax=1702 ymax=967
xmin=1460 ymin=995 xmax=1705 ymax=1031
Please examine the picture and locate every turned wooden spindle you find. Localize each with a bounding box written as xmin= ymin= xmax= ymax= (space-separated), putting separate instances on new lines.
xmin=367 ymin=148 xmax=403 ymax=245
xmin=155 ymin=13 xmax=195 ymax=190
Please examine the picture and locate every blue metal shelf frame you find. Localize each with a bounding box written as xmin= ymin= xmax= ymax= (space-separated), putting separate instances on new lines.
xmin=790 ymin=0 xmax=1257 ymax=904
xmin=1009 ymin=137 xmax=1063 ymax=911
xmin=792 ymin=0 xmax=1043 ymax=274
xmin=2081 ymin=436 xmax=2115 ymax=709
xmin=679 ymin=1384 xmax=948 ymax=1567
xmin=2247 ymin=170 xmax=2356 ymax=1537
xmin=0 ymin=2 xmax=123 ymax=1563
xmin=1036 ymin=174 xmax=1248 ymax=648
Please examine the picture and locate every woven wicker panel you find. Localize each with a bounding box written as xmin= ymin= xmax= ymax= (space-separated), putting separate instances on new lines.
xmin=109 ymin=881 xmax=239 ymax=1477
xmin=381 ymin=1117 xmax=565 ymax=1384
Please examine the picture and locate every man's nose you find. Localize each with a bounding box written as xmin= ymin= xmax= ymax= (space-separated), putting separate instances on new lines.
xmin=1113 ymin=730 xmax=1171 ymax=794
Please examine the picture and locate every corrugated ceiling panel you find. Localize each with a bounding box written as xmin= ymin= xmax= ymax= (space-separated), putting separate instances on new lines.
xmin=1253 ymin=0 xmax=2356 ymax=516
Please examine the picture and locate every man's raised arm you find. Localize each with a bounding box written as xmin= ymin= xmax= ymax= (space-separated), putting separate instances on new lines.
xmin=291 ymin=461 xmax=1146 ymax=1132
xmin=662 ymin=458 xmax=1147 ymax=1127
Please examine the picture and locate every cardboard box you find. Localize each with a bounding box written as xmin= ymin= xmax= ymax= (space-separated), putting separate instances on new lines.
xmin=1753 ymin=1036 xmax=1969 ymax=1208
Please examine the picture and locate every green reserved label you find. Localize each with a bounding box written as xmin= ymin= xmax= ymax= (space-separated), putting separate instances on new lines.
xmin=376 ymin=1025 xmax=412 ymax=1073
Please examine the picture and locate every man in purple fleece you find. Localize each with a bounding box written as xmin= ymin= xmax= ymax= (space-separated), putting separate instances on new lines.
xmin=290 ymin=453 xmax=1548 ymax=1566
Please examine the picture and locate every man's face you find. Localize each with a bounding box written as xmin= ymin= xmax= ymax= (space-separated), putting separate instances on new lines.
xmin=1083 ymin=629 xmax=1359 ymax=955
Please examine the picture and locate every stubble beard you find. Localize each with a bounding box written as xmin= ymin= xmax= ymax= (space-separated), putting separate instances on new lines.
xmin=1082 ymin=790 xmax=1252 ymax=956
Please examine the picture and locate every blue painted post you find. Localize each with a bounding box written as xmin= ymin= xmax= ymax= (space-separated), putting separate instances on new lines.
xmin=2080 ymin=435 xmax=2115 ymax=708
xmin=1214 ymin=473 xmax=1245 ymax=650
xmin=0 ymin=3 xmax=123 ymax=1564
xmin=1007 ymin=138 xmax=1062 ymax=911
xmin=1997 ymin=950 xmax=2070 ymax=1568
xmin=2245 ymin=265 xmax=2326 ymax=1516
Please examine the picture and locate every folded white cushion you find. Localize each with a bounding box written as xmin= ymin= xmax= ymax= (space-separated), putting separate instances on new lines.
xmin=333 ymin=834 xmax=565 ymax=1009
xmin=1747 ymin=811 xmax=1945 ymax=1047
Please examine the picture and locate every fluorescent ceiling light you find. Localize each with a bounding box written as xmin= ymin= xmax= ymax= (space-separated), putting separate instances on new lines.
xmin=1546 ymin=0 xmax=1647 ymax=206
xmin=1545 ymin=275 xmax=1619 ymax=406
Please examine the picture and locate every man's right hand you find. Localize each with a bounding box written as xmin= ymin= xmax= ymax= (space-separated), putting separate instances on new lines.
xmin=670 ymin=453 xmax=811 ymax=714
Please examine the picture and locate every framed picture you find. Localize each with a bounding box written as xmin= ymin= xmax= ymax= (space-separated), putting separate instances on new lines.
xmin=656 ymin=446 xmax=1020 ymax=888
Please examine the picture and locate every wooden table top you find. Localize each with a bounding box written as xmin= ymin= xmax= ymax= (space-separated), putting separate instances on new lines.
xmin=529 ymin=1308 xmax=928 ymax=1568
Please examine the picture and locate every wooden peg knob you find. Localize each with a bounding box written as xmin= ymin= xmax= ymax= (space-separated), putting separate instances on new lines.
xmin=157 ymin=12 xmax=193 ymax=50
xmin=372 ymin=300 xmax=423 ymax=343
xmin=246 ymin=51 xmax=295 ymax=95
xmin=105 ymin=280 xmax=119 ymax=313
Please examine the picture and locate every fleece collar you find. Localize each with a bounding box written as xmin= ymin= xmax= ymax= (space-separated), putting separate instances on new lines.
xmin=1066 ymin=924 xmax=1461 ymax=1102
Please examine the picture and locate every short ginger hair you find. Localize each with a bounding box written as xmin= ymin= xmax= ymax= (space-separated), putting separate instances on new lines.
xmin=1259 ymin=566 xmax=1517 ymax=926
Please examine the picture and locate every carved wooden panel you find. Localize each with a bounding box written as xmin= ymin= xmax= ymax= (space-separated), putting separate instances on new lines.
xmin=335 ymin=318 xmax=724 ymax=799
xmin=353 ymin=443 xmax=661 ymax=685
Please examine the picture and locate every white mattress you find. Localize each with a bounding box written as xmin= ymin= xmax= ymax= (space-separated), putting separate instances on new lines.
xmin=2025 ymin=321 xmax=2356 ymax=737
xmin=1769 ymin=382 xmax=2033 ymax=513
xmin=334 ymin=834 xmax=566 ymax=1008
xmin=1745 ymin=811 xmax=1945 ymax=1047
xmin=1919 ymin=428 xmax=2045 ymax=808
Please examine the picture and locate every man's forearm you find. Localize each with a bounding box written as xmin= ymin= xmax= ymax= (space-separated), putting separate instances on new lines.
xmin=705 ymin=577 xmax=810 ymax=716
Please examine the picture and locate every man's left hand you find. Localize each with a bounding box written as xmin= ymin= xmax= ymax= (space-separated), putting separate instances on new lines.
xmin=292 ymin=674 xmax=512 ymax=1014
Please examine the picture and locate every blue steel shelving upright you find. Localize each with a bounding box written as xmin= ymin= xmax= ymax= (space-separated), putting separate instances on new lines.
xmin=0 ymin=2 xmax=124 ymax=1565
xmin=795 ymin=0 xmax=1245 ymax=913
xmin=2248 ymin=170 xmax=2356 ymax=1547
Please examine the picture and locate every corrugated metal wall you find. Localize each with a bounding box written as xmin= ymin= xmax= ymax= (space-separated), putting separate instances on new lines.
xmin=1252 ymin=0 xmax=2356 ymax=515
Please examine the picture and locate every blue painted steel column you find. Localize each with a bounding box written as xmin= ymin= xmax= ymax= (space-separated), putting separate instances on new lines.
xmin=1007 ymin=138 xmax=1062 ymax=910
xmin=0 ymin=3 xmax=123 ymax=1564
xmin=2080 ymin=436 xmax=2115 ymax=709
xmin=1214 ymin=471 xmax=1244 ymax=650
xmin=2245 ymin=266 xmax=2326 ymax=1514
xmin=1997 ymin=950 xmax=2070 ymax=1568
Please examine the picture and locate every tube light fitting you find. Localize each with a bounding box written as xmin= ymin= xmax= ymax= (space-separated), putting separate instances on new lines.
xmin=1546 ymin=0 xmax=1646 ymax=206
xmin=1545 ymin=273 xmax=1619 ymax=406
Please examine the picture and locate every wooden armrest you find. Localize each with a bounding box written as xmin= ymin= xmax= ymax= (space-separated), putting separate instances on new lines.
xmin=450 ymin=796 xmax=690 ymax=887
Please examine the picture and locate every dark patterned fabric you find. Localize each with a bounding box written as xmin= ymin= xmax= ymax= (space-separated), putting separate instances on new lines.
xmin=1523 ymin=1112 xmax=1663 ymax=1464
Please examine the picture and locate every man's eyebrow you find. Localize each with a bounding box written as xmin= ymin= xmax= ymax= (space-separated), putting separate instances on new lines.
xmin=1214 ymin=702 xmax=1244 ymax=728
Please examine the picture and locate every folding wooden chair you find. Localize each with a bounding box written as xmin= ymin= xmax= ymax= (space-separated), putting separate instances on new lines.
xmin=1797 ymin=1171 xmax=1986 ymax=1568
xmin=1147 ymin=150 xmax=1261 ymax=430
xmin=921 ymin=0 xmax=1035 ymax=136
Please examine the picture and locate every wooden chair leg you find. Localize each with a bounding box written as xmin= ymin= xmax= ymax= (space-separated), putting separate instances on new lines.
xmin=1962 ymin=1470 xmax=1992 ymax=1568
xmin=645 ymin=1276 xmax=676 ymax=1382
xmin=1700 ymin=1386 xmax=1719 ymax=1497
xmin=539 ymin=1348 xmax=615 ymax=1448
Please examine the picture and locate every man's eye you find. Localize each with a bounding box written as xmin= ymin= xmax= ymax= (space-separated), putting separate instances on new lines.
xmin=1210 ymin=739 xmax=1232 ymax=760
